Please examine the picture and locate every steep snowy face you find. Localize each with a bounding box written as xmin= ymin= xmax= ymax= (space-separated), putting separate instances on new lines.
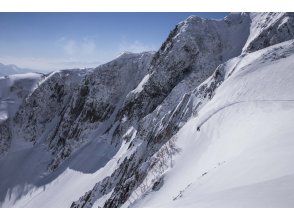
xmin=13 ymin=52 xmax=154 ymax=170
xmin=14 ymin=69 xmax=86 ymax=143
xmin=71 ymin=13 xmax=254 ymax=208
xmin=243 ymin=12 xmax=294 ymax=52
xmin=72 ymin=12 xmax=294 ymax=208
xmin=135 ymin=40 xmax=294 ymax=207
xmin=1 ymin=12 xmax=294 ymax=208
xmin=46 ymin=52 xmax=154 ymax=170
xmin=117 ymin=13 xmax=250 ymax=126
xmin=108 ymin=13 xmax=251 ymax=154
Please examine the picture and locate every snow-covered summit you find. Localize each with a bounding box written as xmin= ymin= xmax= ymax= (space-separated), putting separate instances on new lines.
xmin=1 ymin=12 xmax=294 ymax=208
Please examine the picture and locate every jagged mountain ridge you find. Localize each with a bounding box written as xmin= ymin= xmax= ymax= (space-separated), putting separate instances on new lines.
xmin=1 ymin=12 xmax=294 ymax=207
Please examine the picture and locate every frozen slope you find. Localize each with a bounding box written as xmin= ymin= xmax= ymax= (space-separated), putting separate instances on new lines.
xmin=0 ymin=53 xmax=153 ymax=207
xmin=134 ymin=40 xmax=294 ymax=207
xmin=0 ymin=136 xmax=130 ymax=207
xmin=1 ymin=13 xmax=294 ymax=208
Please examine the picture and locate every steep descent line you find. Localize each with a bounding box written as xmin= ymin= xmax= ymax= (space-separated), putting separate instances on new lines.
xmin=196 ymin=99 xmax=294 ymax=130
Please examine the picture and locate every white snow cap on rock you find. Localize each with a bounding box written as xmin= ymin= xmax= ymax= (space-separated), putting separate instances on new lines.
xmin=1 ymin=12 xmax=294 ymax=208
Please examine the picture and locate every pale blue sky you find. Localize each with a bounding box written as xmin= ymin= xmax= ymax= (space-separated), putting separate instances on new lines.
xmin=0 ymin=13 xmax=228 ymax=72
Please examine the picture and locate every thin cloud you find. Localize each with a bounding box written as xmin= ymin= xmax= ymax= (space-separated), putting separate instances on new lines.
xmin=81 ymin=38 xmax=96 ymax=55
xmin=57 ymin=37 xmax=97 ymax=57
xmin=63 ymin=39 xmax=77 ymax=56
xmin=0 ymin=56 xmax=101 ymax=72
xmin=0 ymin=38 xmax=157 ymax=72
xmin=118 ymin=39 xmax=157 ymax=54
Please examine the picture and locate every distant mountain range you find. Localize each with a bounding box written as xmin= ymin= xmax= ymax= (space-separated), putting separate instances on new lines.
xmin=0 ymin=63 xmax=35 ymax=77
xmin=1 ymin=12 xmax=294 ymax=208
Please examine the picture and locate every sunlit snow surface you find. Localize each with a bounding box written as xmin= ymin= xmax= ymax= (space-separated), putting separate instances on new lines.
xmin=134 ymin=40 xmax=294 ymax=207
xmin=1 ymin=13 xmax=294 ymax=208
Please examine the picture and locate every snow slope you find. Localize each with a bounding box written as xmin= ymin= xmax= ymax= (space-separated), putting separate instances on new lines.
xmin=0 ymin=53 xmax=153 ymax=207
xmin=134 ymin=40 xmax=294 ymax=207
xmin=1 ymin=13 xmax=294 ymax=208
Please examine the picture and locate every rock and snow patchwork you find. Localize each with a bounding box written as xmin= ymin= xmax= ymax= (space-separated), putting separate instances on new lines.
xmin=1 ymin=12 xmax=294 ymax=208
xmin=133 ymin=39 xmax=294 ymax=207
xmin=136 ymin=101 xmax=294 ymax=208
xmin=243 ymin=12 xmax=294 ymax=52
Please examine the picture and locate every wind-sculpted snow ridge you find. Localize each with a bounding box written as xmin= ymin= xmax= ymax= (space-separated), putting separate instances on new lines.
xmin=1 ymin=12 xmax=294 ymax=208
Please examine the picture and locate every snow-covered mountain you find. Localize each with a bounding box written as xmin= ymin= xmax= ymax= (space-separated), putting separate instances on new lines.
xmin=1 ymin=12 xmax=294 ymax=208
xmin=0 ymin=72 xmax=45 ymax=155
xmin=0 ymin=63 xmax=35 ymax=77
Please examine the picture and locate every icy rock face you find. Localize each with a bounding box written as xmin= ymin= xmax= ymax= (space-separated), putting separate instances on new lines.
xmin=14 ymin=70 xmax=85 ymax=142
xmin=111 ymin=13 xmax=251 ymax=148
xmin=71 ymin=63 xmax=228 ymax=208
xmin=71 ymin=13 xmax=254 ymax=208
xmin=13 ymin=52 xmax=153 ymax=170
xmin=116 ymin=13 xmax=250 ymax=125
xmin=244 ymin=12 xmax=294 ymax=52
xmin=46 ymin=52 xmax=153 ymax=170
xmin=0 ymin=120 xmax=11 ymax=156
xmin=2 ymin=12 xmax=294 ymax=208
xmin=134 ymin=39 xmax=294 ymax=208
xmin=72 ymin=13 xmax=294 ymax=208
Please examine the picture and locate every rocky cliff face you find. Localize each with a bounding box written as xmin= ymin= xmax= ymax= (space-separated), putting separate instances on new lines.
xmin=0 ymin=120 xmax=11 ymax=156
xmin=13 ymin=52 xmax=153 ymax=170
xmin=14 ymin=70 xmax=84 ymax=142
xmin=71 ymin=12 xmax=294 ymax=207
xmin=244 ymin=12 xmax=294 ymax=52
xmin=46 ymin=52 xmax=154 ymax=170
xmin=1 ymin=12 xmax=294 ymax=208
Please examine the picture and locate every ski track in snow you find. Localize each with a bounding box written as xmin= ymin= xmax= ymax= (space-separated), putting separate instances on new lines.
xmin=197 ymin=99 xmax=294 ymax=130
xmin=2 ymin=13 xmax=294 ymax=208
